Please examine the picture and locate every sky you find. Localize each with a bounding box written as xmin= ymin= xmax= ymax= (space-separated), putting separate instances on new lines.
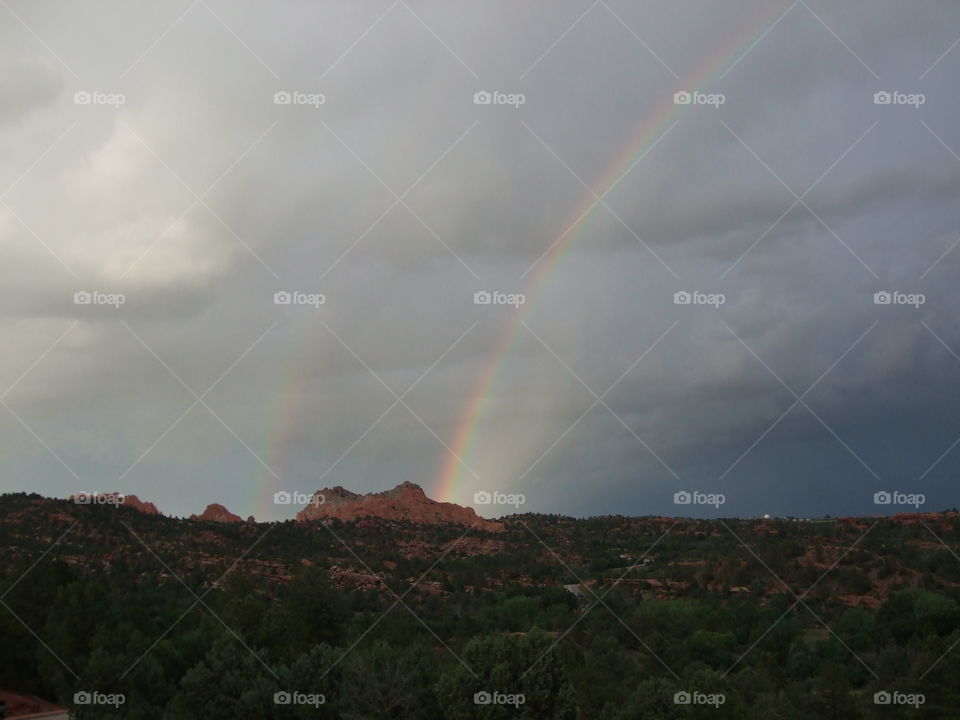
xmin=1 ymin=0 xmax=959 ymax=521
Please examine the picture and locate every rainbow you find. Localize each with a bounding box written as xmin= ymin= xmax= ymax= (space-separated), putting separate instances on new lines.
xmin=253 ymin=318 xmax=325 ymax=518
xmin=433 ymin=3 xmax=792 ymax=504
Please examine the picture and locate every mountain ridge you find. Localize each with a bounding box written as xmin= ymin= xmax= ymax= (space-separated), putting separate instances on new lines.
xmin=63 ymin=483 xmax=505 ymax=530
xmin=296 ymin=481 xmax=505 ymax=532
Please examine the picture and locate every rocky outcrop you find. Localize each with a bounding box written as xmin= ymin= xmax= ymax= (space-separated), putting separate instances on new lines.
xmin=296 ymin=481 xmax=504 ymax=532
xmin=191 ymin=503 xmax=243 ymax=523
xmin=124 ymin=495 xmax=161 ymax=515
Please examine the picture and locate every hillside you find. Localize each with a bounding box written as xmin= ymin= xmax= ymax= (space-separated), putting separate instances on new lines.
xmin=2 ymin=491 xmax=959 ymax=718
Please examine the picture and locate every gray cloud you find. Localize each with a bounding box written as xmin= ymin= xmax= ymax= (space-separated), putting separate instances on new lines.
xmin=1 ymin=0 xmax=959 ymax=521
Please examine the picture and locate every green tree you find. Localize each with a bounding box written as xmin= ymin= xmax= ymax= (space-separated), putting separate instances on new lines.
xmin=435 ymin=629 xmax=576 ymax=719
xmin=168 ymin=636 xmax=278 ymax=719
xmin=813 ymin=661 xmax=859 ymax=720
xmin=340 ymin=640 xmax=436 ymax=719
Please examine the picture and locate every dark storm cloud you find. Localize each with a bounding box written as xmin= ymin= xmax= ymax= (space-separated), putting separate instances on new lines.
xmin=1 ymin=0 xmax=959 ymax=520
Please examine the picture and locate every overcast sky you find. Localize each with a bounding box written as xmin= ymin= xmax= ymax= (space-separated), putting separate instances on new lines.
xmin=1 ymin=0 xmax=959 ymax=521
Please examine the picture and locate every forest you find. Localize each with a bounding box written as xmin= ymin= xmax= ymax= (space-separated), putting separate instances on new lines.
xmin=1 ymin=493 xmax=959 ymax=718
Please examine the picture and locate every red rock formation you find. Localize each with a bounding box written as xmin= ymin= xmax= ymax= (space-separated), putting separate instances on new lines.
xmin=329 ymin=565 xmax=385 ymax=591
xmin=124 ymin=495 xmax=160 ymax=515
xmin=191 ymin=503 xmax=243 ymax=523
xmin=296 ymin=481 xmax=504 ymax=532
